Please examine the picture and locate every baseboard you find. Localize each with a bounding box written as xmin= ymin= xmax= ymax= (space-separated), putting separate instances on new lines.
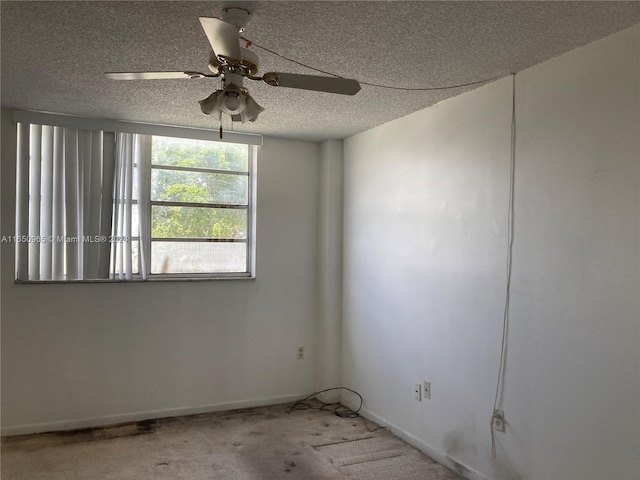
xmin=1 ymin=394 xmax=304 ymax=437
xmin=356 ymin=406 xmax=491 ymax=480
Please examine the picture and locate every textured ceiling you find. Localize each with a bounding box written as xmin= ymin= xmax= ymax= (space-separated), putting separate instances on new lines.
xmin=2 ymin=1 xmax=640 ymax=141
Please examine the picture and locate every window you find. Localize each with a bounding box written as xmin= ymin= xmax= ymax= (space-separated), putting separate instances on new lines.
xmin=147 ymin=136 xmax=253 ymax=276
xmin=14 ymin=114 xmax=257 ymax=282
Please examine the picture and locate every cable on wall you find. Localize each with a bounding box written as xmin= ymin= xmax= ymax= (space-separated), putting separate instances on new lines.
xmin=241 ymin=36 xmax=507 ymax=91
xmin=491 ymin=72 xmax=517 ymax=458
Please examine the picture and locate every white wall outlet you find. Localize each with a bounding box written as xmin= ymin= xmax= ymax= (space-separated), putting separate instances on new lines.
xmin=297 ymin=347 xmax=304 ymax=360
xmin=492 ymin=410 xmax=506 ymax=433
xmin=414 ymin=382 xmax=422 ymax=401
xmin=423 ymin=381 xmax=431 ymax=400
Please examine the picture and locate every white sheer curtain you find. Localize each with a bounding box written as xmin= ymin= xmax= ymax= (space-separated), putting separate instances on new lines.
xmin=110 ymin=132 xmax=151 ymax=280
xmin=16 ymin=124 xmax=115 ymax=281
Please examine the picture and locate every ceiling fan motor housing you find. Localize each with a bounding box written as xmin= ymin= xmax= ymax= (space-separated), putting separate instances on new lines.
xmin=208 ymin=47 xmax=258 ymax=76
xmin=240 ymin=48 xmax=259 ymax=76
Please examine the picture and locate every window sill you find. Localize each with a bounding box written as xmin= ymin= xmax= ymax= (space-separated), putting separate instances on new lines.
xmin=15 ymin=275 xmax=256 ymax=284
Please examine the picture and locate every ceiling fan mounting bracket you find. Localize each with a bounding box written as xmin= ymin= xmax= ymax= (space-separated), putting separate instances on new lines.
xmin=221 ymin=7 xmax=252 ymax=31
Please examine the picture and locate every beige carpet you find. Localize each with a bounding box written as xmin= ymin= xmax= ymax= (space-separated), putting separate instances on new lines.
xmin=1 ymin=403 xmax=463 ymax=480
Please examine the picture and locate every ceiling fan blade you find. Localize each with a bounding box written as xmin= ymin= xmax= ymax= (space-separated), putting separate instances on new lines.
xmin=105 ymin=71 xmax=210 ymax=80
xmin=261 ymin=72 xmax=361 ymax=95
xmin=199 ymin=17 xmax=242 ymax=63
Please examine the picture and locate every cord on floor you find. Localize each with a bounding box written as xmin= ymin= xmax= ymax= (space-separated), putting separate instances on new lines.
xmin=286 ymin=387 xmax=390 ymax=433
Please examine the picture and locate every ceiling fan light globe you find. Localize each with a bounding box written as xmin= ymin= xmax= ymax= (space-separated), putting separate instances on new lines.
xmin=224 ymin=94 xmax=241 ymax=112
xmin=242 ymin=94 xmax=265 ymax=122
xmin=218 ymin=91 xmax=246 ymax=115
xmin=198 ymin=91 xmax=223 ymax=116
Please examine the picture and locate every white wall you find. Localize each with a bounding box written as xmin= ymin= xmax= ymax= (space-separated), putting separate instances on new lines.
xmin=342 ymin=24 xmax=639 ymax=480
xmin=315 ymin=140 xmax=344 ymax=400
xmin=1 ymin=110 xmax=322 ymax=434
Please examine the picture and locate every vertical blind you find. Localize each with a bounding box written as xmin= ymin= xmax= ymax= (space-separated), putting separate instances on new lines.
xmin=111 ymin=132 xmax=151 ymax=280
xmin=16 ymin=124 xmax=115 ymax=281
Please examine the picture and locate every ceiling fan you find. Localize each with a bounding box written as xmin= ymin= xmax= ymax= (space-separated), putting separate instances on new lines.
xmin=105 ymin=7 xmax=361 ymax=123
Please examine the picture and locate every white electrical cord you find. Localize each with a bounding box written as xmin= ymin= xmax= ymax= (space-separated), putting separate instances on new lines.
xmin=491 ymin=72 xmax=517 ymax=458
xmin=241 ymin=35 xmax=507 ymax=92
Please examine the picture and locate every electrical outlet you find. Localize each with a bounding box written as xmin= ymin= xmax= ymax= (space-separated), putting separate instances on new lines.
xmin=297 ymin=347 xmax=304 ymax=360
xmin=492 ymin=410 xmax=506 ymax=433
xmin=414 ymin=382 xmax=422 ymax=401
xmin=423 ymin=381 xmax=431 ymax=400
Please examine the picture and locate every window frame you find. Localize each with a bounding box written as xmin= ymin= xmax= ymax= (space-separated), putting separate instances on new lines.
xmin=141 ymin=140 xmax=256 ymax=280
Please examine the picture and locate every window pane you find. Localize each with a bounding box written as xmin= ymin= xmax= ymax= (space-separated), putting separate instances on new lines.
xmin=151 ymin=169 xmax=248 ymax=205
xmin=151 ymin=242 xmax=247 ymax=274
xmin=152 ymin=206 xmax=247 ymax=239
xmin=152 ymin=136 xmax=248 ymax=172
